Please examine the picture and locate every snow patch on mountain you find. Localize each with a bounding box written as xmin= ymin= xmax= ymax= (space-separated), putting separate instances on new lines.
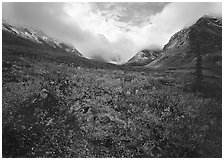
xmin=2 ymin=21 xmax=81 ymax=56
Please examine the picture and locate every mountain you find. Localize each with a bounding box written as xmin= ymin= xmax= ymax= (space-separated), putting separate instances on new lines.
xmin=126 ymin=49 xmax=160 ymax=66
xmin=147 ymin=16 xmax=222 ymax=68
xmin=109 ymin=56 xmax=122 ymax=64
xmin=2 ymin=21 xmax=122 ymax=70
xmin=2 ymin=21 xmax=82 ymax=57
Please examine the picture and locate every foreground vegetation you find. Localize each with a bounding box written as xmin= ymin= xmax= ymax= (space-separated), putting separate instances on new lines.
xmin=2 ymin=46 xmax=222 ymax=158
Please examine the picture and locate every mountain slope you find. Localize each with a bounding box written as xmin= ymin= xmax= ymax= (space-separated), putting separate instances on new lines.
xmin=126 ymin=49 xmax=160 ymax=66
xmin=147 ymin=16 xmax=222 ymax=68
xmin=2 ymin=21 xmax=82 ymax=57
xmin=2 ymin=21 xmax=122 ymax=70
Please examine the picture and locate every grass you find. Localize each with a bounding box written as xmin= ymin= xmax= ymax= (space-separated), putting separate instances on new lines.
xmin=2 ymin=44 xmax=222 ymax=158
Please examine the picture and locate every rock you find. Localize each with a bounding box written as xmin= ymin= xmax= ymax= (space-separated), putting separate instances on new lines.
xmin=40 ymin=89 xmax=48 ymax=99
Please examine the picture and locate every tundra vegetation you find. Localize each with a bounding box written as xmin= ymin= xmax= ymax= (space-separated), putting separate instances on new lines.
xmin=2 ymin=45 xmax=221 ymax=158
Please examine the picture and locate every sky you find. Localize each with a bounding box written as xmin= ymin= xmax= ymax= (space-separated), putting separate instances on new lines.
xmin=2 ymin=2 xmax=222 ymax=63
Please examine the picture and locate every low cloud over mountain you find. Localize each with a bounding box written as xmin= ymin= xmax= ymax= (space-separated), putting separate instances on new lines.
xmin=3 ymin=2 xmax=221 ymax=63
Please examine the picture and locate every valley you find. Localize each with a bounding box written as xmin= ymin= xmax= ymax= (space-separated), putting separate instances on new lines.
xmin=2 ymin=15 xmax=222 ymax=158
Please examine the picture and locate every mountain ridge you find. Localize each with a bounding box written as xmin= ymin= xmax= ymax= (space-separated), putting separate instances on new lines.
xmin=146 ymin=16 xmax=222 ymax=68
xmin=2 ymin=21 xmax=83 ymax=57
xmin=2 ymin=21 xmax=124 ymax=70
xmin=126 ymin=49 xmax=160 ymax=66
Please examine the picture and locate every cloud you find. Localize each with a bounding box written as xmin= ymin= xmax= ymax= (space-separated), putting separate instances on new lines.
xmin=2 ymin=2 xmax=222 ymax=63
xmin=150 ymin=2 xmax=222 ymax=33
xmin=93 ymin=2 xmax=168 ymax=26
xmin=3 ymin=2 xmax=94 ymax=43
xmin=136 ymin=2 xmax=222 ymax=48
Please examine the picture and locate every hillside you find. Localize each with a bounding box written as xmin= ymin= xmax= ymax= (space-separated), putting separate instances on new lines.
xmin=2 ymin=21 xmax=123 ymax=70
xmin=2 ymin=21 xmax=82 ymax=57
xmin=147 ymin=16 xmax=222 ymax=68
xmin=126 ymin=50 xmax=160 ymax=66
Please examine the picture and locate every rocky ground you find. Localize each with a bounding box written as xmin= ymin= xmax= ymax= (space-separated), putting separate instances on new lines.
xmin=2 ymin=53 xmax=222 ymax=158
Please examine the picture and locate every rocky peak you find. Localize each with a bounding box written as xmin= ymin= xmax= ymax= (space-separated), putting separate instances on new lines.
xmin=163 ymin=16 xmax=222 ymax=52
xmin=126 ymin=49 xmax=160 ymax=66
xmin=147 ymin=16 xmax=222 ymax=68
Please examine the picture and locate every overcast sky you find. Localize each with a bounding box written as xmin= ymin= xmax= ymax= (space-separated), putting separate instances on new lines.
xmin=2 ymin=2 xmax=222 ymax=63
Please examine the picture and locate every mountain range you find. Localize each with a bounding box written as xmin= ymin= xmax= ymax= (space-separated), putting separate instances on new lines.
xmin=2 ymin=15 xmax=222 ymax=69
xmin=2 ymin=15 xmax=222 ymax=158
xmin=2 ymin=20 xmax=122 ymax=70
xmin=2 ymin=20 xmax=82 ymax=57
xmin=127 ymin=16 xmax=222 ymax=68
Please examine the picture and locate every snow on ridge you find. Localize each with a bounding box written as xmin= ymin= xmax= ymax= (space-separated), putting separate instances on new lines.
xmin=3 ymin=21 xmax=82 ymax=56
